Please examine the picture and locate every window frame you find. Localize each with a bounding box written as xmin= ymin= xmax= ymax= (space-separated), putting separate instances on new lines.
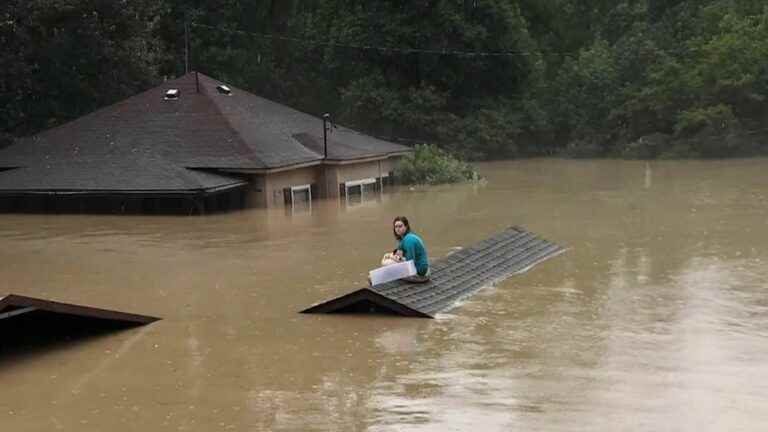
xmin=289 ymin=183 xmax=312 ymax=212
xmin=343 ymin=178 xmax=376 ymax=205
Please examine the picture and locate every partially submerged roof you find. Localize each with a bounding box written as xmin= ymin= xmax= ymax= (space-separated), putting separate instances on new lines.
xmin=292 ymin=132 xmax=408 ymax=162
xmin=0 ymin=72 xmax=411 ymax=195
xmin=301 ymin=227 xmax=566 ymax=318
xmin=201 ymin=75 xmax=410 ymax=168
xmin=0 ymin=156 xmax=246 ymax=193
xmin=0 ymin=294 xmax=160 ymax=324
xmin=0 ymin=294 xmax=160 ymax=356
xmin=0 ymin=74 xmax=261 ymax=171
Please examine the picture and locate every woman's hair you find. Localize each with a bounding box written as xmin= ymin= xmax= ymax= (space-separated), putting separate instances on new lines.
xmin=393 ymin=216 xmax=411 ymax=240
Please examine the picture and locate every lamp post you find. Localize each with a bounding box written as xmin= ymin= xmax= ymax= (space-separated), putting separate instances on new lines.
xmin=322 ymin=113 xmax=331 ymax=159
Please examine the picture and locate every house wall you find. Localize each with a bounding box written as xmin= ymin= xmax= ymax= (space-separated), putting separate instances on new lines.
xmin=336 ymin=159 xmax=397 ymax=183
xmin=262 ymin=166 xmax=321 ymax=208
xmin=325 ymin=157 xmax=400 ymax=198
xmin=244 ymin=156 xmax=403 ymax=208
xmin=321 ymin=165 xmax=340 ymax=199
xmin=246 ymin=174 xmax=268 ymax=208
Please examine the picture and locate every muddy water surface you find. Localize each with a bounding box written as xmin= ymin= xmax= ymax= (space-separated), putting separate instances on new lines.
xmin=1 ymin=158 xmax=767 ymax=431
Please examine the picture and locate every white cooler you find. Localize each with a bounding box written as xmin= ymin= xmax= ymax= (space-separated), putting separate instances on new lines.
xmin=369 ymin=260 xmax=417 ymax=286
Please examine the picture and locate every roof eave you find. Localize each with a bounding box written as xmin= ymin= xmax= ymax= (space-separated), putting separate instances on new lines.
xmin=222 ymin=151 xmax=410 ymax=174
xmin=322 ymin=151 xmax=411 ymax=165
xmin=0 ymin=182 xmax=248 ymax=196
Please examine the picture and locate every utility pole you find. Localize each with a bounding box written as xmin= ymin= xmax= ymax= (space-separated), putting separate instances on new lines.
xmin=322 ymin=113 xmax=331 ymax=159
xmin=184 ymin=20 xmax=190 ymax=74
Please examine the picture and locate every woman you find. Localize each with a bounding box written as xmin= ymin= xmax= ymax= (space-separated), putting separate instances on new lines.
xmin=393 ymin=216 xmax=430 ymax=282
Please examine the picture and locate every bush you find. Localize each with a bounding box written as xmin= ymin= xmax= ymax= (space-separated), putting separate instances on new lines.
xmin=674 ymin=104 xmax=737 ymax=137
xmin=394 ymin=144 xmax=478 ymax=185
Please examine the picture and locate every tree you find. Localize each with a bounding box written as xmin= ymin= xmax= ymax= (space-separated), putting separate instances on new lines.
xmin=0 ymin=0 xmax=162 ymax=137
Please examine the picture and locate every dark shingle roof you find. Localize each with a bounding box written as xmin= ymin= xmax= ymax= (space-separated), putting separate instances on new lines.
xmin=0 ymin=74 xmax=262 ymax=170
xmin=0 ymin=156 xmax=246 ymax=193
xmin=197 ymin=73 xmax=410 ymax=166
xmin=301 ymin=227 xmax=566 ymax=318
xmin=292 ymin=132 xmax=409 ymax=161
xmin=0 ymin=293 xmax=160 ymax=324
xmin=0 ymin=72 xmax=411 ymax=193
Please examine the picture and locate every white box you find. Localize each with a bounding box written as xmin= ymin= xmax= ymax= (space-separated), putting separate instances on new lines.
xmin=369 ymin=260 xmax=417 ymax=286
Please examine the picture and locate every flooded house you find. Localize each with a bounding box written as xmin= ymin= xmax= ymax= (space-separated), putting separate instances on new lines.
xmin=0 ymin=72 xmax=411 ymax=214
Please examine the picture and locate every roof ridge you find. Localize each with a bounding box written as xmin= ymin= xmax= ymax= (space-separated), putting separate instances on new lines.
xmin=193 ymin=75 xmax=270 ymax=168
xmin=200 ymin=78 xmax=328 ymax=166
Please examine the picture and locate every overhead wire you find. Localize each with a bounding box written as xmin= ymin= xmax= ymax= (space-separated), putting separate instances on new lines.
xmin=190 ymin=22 xmax=700 ymax=60
xmin=188 ymin=23 xmax=768 ymax=140
xmin=190 ymin=22 xmax=541 ymax=57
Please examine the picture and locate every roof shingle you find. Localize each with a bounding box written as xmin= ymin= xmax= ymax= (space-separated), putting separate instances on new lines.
xmin=0 ymin=72 xmax=411 ymax=193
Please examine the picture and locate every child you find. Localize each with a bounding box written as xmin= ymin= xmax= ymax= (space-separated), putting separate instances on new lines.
xmin=380 ymin=249 xmax=404 ymax=266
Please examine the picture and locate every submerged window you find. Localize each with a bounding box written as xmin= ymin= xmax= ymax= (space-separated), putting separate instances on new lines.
xmin=342 ymin=178 xmax=379 ymax=206
xmin=283 ymin=184 xmax=317 ymax=213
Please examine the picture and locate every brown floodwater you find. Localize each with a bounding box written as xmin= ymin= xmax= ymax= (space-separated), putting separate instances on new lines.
xmin=1 ymin=158 xmax=767 ymax=431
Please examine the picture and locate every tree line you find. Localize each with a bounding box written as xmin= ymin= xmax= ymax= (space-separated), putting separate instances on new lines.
xmin=2 ymin=0 xmax=767 ymax=159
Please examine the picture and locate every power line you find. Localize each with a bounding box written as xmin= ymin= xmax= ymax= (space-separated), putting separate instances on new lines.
xmin=189 ymin=22 xmax=700 ymax=60
xmin=190 ymin=22 xmax=538 ymax=57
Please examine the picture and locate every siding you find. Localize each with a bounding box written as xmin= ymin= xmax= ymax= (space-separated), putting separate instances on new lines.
xmin=245 ymin=156 xmax=403 ymax=208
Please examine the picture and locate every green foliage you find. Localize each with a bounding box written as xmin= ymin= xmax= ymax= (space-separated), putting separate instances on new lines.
xmin=3 ymin=0 xmax=768 ymax=159
xmin=682 ymin=5 xmax=768 ymax=99
xmin=675 ymin=104 xmax=737 ymax=137
xmin=548 ymin=38 xmax=619 ymax=133
xmin=394 ymin=144 xmax=478 ymax=185
xmin=339 ymin=73 xmax=453 ymax=141
xmin=442 ymin=102 xmax=525 ymax=160
xmin=178 ymin=0 xmax=547 ymax=160
xmin=546 ymin=0 xmax=768 ymax=157
xmin=1 ymin=0 xmax=161 ymax=136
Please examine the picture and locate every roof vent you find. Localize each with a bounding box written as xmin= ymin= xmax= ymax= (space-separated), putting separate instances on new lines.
xmin=216 ymin=84 xmax=232 ymax=95
xmin=164 ymin=89 xmax=180 ymax=100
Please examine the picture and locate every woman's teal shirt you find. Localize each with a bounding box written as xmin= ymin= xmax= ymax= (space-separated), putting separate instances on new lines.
xmin=398 ymin=232 xmax=429 ymax=276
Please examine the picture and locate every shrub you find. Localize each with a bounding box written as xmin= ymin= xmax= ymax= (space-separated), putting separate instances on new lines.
xmin=394 ymin=144 xmax=478 ymax=185
xmin=674 ymin=104 xmax=737 ymax=137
